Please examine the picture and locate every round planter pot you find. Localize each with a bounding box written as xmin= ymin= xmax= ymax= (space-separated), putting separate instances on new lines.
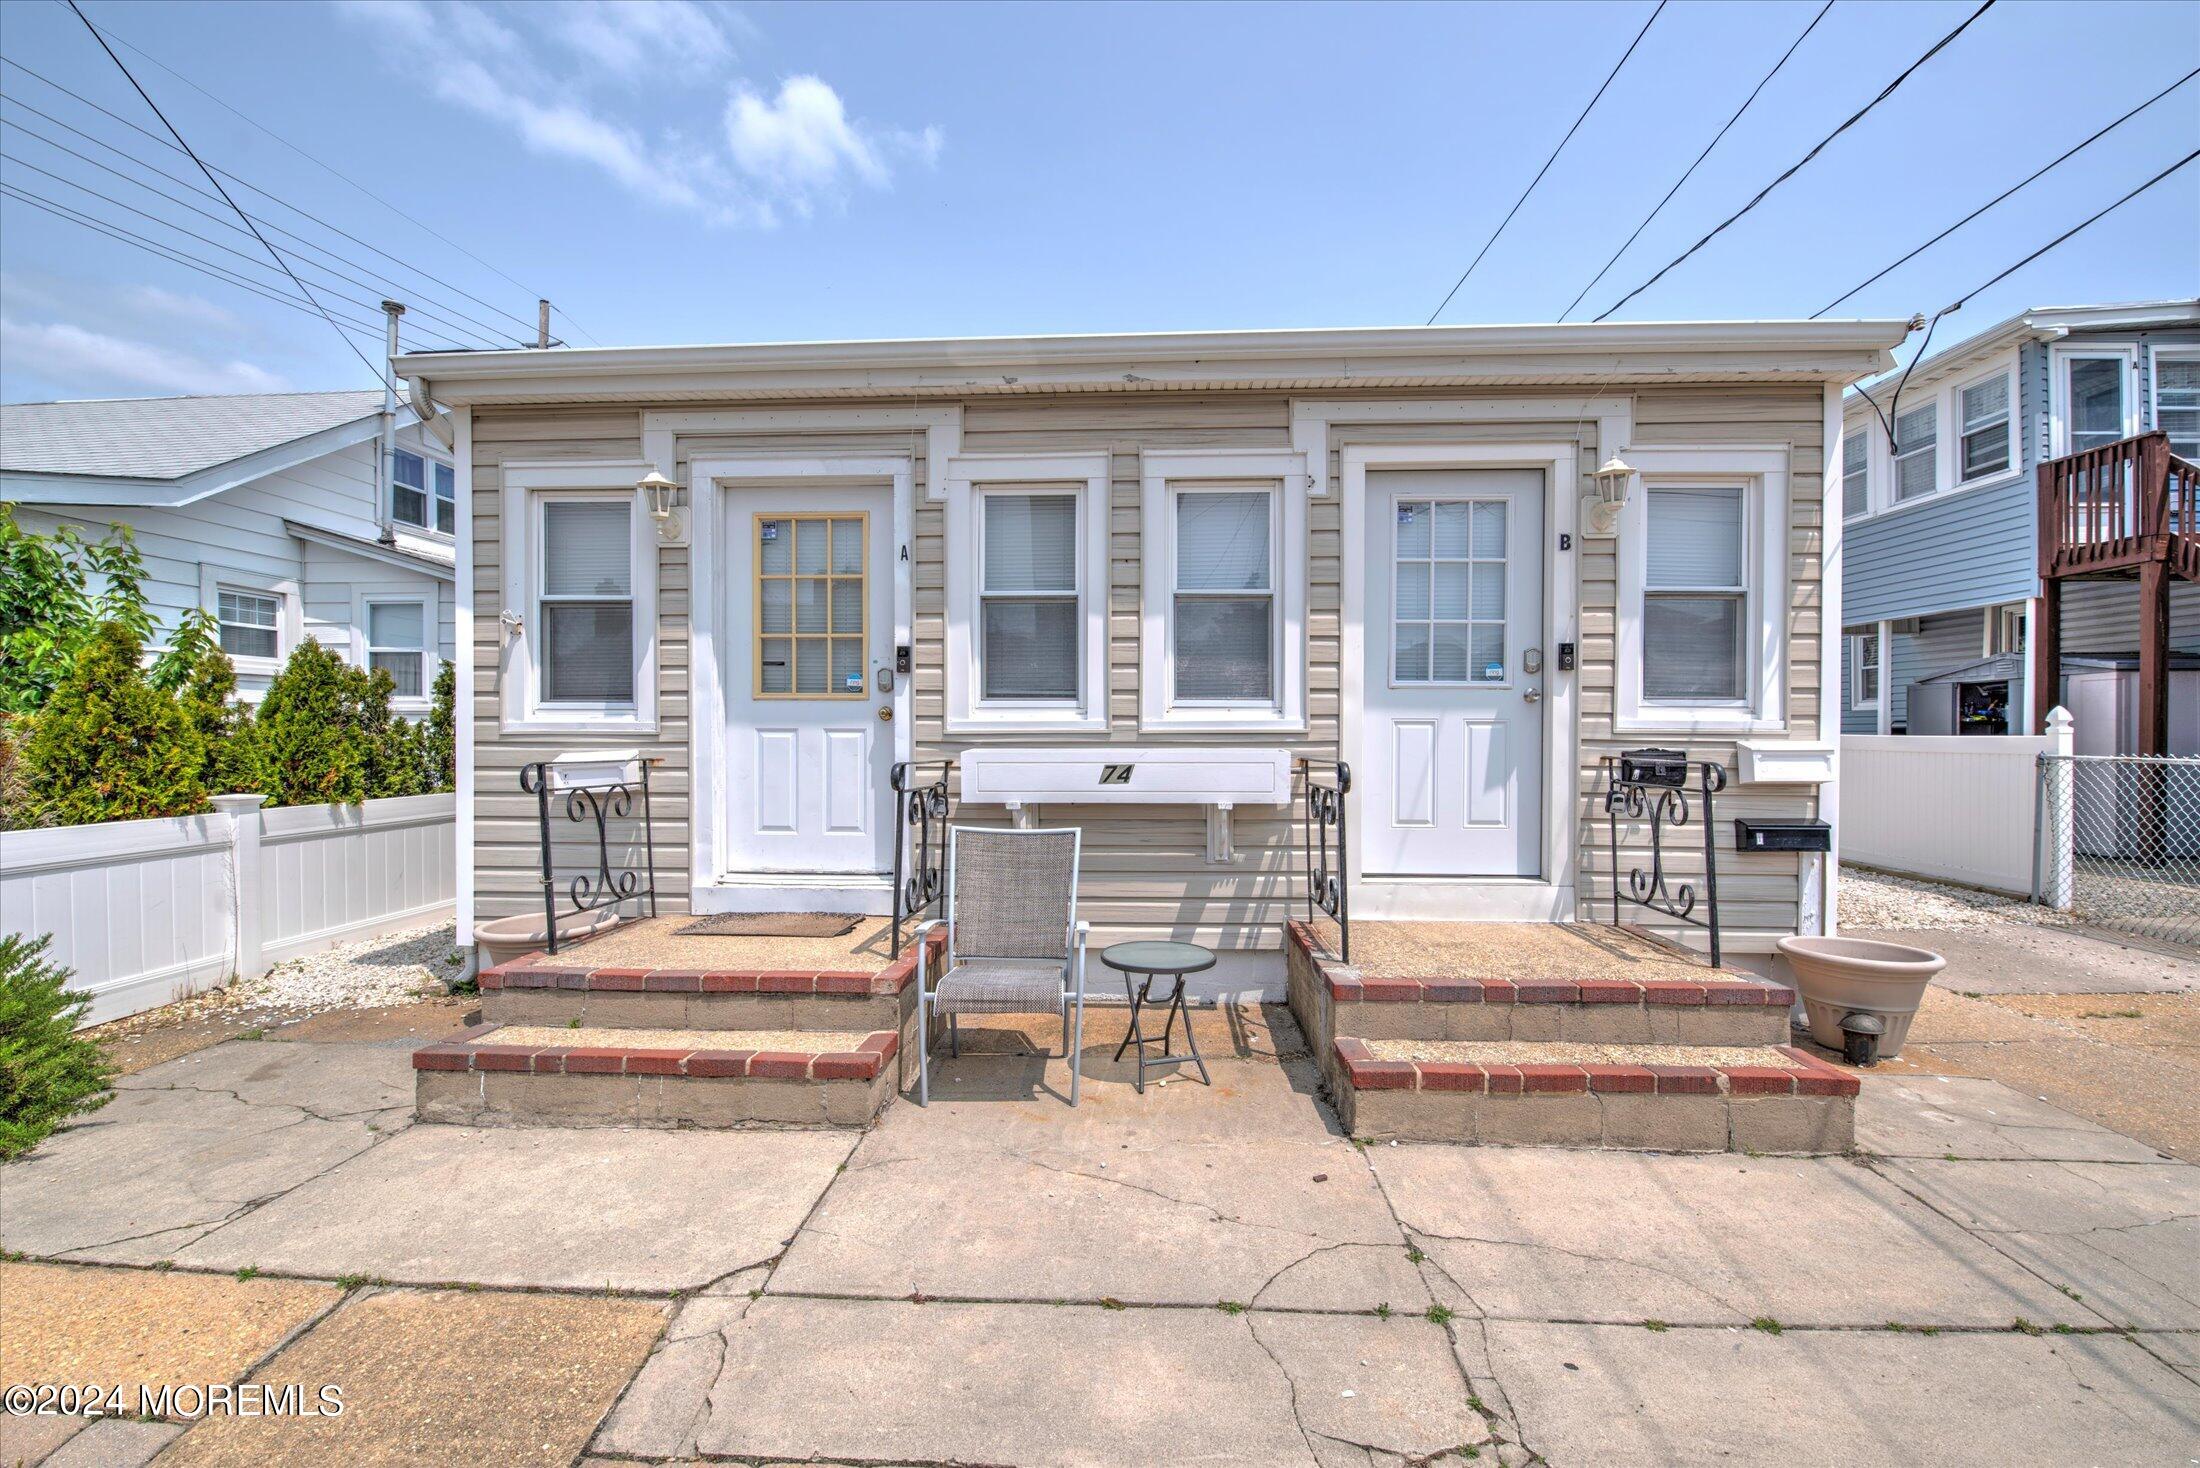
xmin=474 ymin=908 xmax=621 ymax=969
xmin=1776 ymin=935 xmax=1946 ymax=1059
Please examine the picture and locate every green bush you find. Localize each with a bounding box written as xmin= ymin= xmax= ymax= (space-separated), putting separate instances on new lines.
xmin=0 ymin=506 xmax=156 ymax=718
xmin=255 ymin=637 xmax=369 ymax=806
xmin=173 ymin=632 xmax=266 ymax=798
xmin=20 ymin=622 xmax=208 ymax=824
xmin=425 ymin=659 xmax=456 ymax=792
xmin=0 ymin=933 xmax=111 ymax=1159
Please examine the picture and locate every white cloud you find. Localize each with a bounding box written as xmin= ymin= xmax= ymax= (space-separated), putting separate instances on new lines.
xmin=2 ymin=317 xmax=285 ymax=395
xmin=122 ymin=285 xmax=246 ymax=333
xmin=339 ymin=2 xmax=938 ymax=227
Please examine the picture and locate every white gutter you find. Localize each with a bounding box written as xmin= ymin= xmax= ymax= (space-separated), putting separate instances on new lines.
xmin=408 ymin=375 xmax=456 ymax=450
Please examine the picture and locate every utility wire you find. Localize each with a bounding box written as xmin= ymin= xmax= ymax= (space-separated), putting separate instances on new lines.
xmin=1426 ymin=0 xmax=1666 ymax=324
xmin=1559 ymin=0 xmax=1832 ymax=322
xmin=0 ymin=54 xmax=544 ymax=343
xmin=1593 ymin=0 xmax=1996 ymax=321
xmin=0 ymin=111 xmax=507 ymax=346
xmin=61 ymin=0 xmax=396 ymax=387
xmin=1814 ymin=64 xmax=2200 ymax=317
xmin=0 ymin=184 xmax=390 ymax=340
xmin=62 ymin=0 xmax=590 ymax=342
xmin=0 ymin=156 xmax=477 ymax=349
xmin=1853 ymin=148 xmax=2200 ymax=446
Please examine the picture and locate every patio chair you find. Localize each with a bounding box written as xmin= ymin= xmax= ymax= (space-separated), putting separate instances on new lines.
xmin=909 ymin=826 xmax=1088 ymax=1106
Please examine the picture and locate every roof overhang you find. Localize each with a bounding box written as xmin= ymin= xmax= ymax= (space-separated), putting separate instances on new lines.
xmin=1 ymin=405 xmax=422 ymax=509
xmin=396 ymin=320 xmax=1910 ymax=408
xmin=284 ymin=518 xmax=454 ymax=578
xmin=1845 ymin=300 xmax=2200 ymax=411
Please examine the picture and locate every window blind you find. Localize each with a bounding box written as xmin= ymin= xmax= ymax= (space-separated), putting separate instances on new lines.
xmin=1645 ymin=487 xmax=1742 ymax=587
xmin=542 ymin=605 xmax=634 ymax=702
xmin=1176 ymin=491 xmax=1270 ymax=590
xmin=1644 ymin=596 xmax=1742 ymax=701
xmin=544 ymin=503 xmax=632 ymax=596
xmin=983 ymin=494 xmax=1076 ymax=591
xmin=1842 ymin=431 xmax=1868 ymax=518
xmin=369 ymin=602 xmax=424 ymax=649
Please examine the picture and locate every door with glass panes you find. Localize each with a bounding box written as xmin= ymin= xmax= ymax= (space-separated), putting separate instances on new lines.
xmin=1362 ymin=468 xmax=1544 ymax=876
xmin=723 ymin=485 xmax=896 ymax=875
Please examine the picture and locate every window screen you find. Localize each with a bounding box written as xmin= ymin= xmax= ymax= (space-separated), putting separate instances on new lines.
xmin=2156 ymin=357 xmax=2199 ymax=462
xmin=1173 ymin=490 xmax=1273 ymax=702
xmin=1893 ymin=404 xmax=1937 ymax=501
xmin=367 ymin=601 xmax=426 ymax=698
xmin=217 ymin=589 xmax=279 ymax=660
xmin=391 ymin=450 xmax=428 ymax=528
xmin=1643 ymin=487 xmax=1745 ymax=703
xmin=1960 ymin=376 xmax=2011 ymax=480
xmin=1841 ymin=430 xmax=1868 ymax=518
xmin=539 ymin=500 xmax=634 ymax=703
xmin=980 ymin=493 xmax=1077 ymax=700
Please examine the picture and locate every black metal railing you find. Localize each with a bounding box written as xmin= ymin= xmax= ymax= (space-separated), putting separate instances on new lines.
xmin=1299 ymin=757 xmax=1351 ymax=964
xmin=1603 ymin=748 xmax=1723 ymax=968
xmin=890 ymin=759 xmax=952 ymax=955
xmin=519 ymin=757 xmax=659 ymax=955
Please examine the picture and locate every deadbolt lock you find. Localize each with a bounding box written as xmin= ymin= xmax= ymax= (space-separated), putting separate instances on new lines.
xmin=1523 ymin=647 xmax=1543 ymax=676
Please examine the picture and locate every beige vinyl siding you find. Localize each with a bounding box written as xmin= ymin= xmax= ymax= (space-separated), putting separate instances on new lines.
xmin=467 ymin=384 xmax=1833 ymax=954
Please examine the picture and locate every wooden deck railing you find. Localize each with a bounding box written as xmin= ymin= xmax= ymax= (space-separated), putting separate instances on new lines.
xmin=2040 ymin=431 xmax=2198 ymax=579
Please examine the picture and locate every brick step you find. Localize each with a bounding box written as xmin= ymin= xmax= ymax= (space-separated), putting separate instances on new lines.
xmin=413 ymin=1023 xmax=900 ymax=1129
xmin=1332 ymin=1037 xmax=1857 ymax=1153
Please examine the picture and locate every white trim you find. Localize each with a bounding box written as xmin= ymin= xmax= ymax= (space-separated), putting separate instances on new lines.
xmin=1813 ymin=385 xmax=1845 ymax=936
xmin=354 ymin=586 xmax=436 ymax=712
xmin=1948 ymin=355 xmax=2019 ymax=490
xmin=1848 ymin=631 xmax=1882 ymax=710
xmin=496 ymin=459 xmax=658 ymax=736
xmin=1339 ymin=440 xmax=1580 ymax=918
xmin=1875 ymin=620 xmax=1894 ymax=736
xmin=454 ymin=407 xmax=475 ymax=946
xmin=1137 ymin=448 xmax=1309 ymax=733
xmin=1843 ymin=348 xmax=2022 ymax=518
xmin=1615 ymin=444 xmax=1790 ymax=735
xmin=639 ymin=406 xmax=961 ymax=500
xmin=942 ymin=452 xmax=1110 ymax=733
xmin=2149 ymin=343 xmax=2200 ymax=458
xmin=389 ymin=443 xmax=457 ymax=540
xmin=2049 ymin=343 xmax=2140 ymax=457
xmin=684 ymin=453 xmax=916 ymax=899
xmin=198 ymin=563 xmax=301 ymax=679
xmin=1291 ymin=396 xmax=1630 ymax=496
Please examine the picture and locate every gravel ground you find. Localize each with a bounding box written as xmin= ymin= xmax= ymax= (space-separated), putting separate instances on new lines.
xmin=1839 ymin=867 xmax=2077 ymax=932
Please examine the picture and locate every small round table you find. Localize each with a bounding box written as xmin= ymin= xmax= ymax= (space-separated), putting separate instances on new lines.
xmin=1100 ymin=941 xmax=1216 ymax=1094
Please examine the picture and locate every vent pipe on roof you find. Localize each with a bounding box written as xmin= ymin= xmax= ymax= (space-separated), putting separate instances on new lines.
xmin=378 ymin=301 xmax=405 ymax=545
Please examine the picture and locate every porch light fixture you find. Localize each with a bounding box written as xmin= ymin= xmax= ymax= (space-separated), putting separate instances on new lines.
xmin=638 ymin=469 xmax=684 ymax=543
xmin=1585 ymin=453 xmax=1636 ymax=535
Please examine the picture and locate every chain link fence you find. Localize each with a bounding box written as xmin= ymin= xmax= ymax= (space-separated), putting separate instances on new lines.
xmin=2037 ymin=754 xmax=2200 ymax=949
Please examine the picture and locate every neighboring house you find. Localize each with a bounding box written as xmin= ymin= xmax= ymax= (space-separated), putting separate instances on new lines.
xmin=1 ymin=389 xmax=458 ymax=714
xmin=1838 ymin=301 xmax=2200 ymax=739
xmin=394 ymin=319 xmax=1904 ymax=984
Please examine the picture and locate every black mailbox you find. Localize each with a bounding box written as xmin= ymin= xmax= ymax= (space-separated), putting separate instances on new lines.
xmin=1619 ymin=748 xmax=1689 ymax=787
xmin=1733 ymin=818 xmax=1832 ymax=853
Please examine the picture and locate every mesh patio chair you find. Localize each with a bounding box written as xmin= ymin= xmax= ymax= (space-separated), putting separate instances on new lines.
xmin=909 ymin=826 xmax=1088 ymax=1106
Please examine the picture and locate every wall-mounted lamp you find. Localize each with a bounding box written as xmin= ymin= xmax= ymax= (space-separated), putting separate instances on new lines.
xmin=638 ymin=469 xmax=685 ymax=543
xmin=1584 ymin=453 xmax=1636 ymax=536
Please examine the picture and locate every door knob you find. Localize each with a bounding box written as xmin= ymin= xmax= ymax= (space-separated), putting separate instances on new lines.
xmin=1522 ymin=687 xmax=1542 ymax=704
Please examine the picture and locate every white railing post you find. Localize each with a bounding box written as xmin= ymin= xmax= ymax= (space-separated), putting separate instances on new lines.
xmin=2042 ymin=706 xmax=2076 ymax=912
xmin=210 ymin=793 xmax=270 ymax=980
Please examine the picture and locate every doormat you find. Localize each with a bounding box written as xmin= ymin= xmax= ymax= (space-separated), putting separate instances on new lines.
xmin=676 ymin=912 xmax=862 ymax=938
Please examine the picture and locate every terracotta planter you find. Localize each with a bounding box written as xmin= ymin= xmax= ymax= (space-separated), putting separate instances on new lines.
xmin=1776 ymin=935 xmax=1946 ymax=1061
xmin=474 ymin=908 xmax=621 ymax=969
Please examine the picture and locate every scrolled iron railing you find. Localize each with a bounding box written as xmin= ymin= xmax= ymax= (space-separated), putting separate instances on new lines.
xmin=519 ymin=757 xmax=659 ymax=955
xmin=889 ymin=759 xmax=952 ymax=956
xmin=1603 ymin=749 xmax=1723 ymax=969
xmin=1298 ymin=757 xmax=1351 ymax=964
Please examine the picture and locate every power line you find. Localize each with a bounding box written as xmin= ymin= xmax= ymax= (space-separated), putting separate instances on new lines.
xmin=61 ymin=0 xmax=395 ymax=388
xmin=0 ymin=54 xmax=545 ymax=342
xmin=1558 ymin=0 xmax=1832 ymax=323
xmin=65 ymin=0 xmax=588 ymax=341
xmin=1592 ymin=0 xmax=1996 ymax=321
xmin=0 ymin=153 xmax=478 ymax=349
xmin=1426 ymin=0 xmax=1666 ymax=324
xmin=0 ymin=110 xmax=507 ymax=347
xmin=0 ymin=184 xmax=390 ymax=340
xmin=1813 ymin=64 xmax=2200 ymax=317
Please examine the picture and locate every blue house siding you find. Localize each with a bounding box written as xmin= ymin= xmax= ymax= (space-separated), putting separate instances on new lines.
xmin=1888 ymin=610 xmax=1988 ymax=730
xmin=1845 ymin=476 xmax=2034 ymax=625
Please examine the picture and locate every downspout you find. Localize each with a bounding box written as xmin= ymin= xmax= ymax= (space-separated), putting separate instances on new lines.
xmin=377 ymin=301 xmax=404 ymax=545
xmin=408 ymin=376 xmax=456 ymax=450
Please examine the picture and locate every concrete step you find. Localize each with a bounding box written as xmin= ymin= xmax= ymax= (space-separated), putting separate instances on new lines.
xmin=1331 ymin=1036 xmax=1857 ymax=1153
xmin=413 ymin=1023 xmax=900 ymax=1129
xmin=1287 ymin=920 xmax=1794 ymax=1090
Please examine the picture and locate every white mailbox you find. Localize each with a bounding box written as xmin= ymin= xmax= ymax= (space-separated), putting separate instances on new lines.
xmin=957 ymin=747 xmax=1292 ymax=862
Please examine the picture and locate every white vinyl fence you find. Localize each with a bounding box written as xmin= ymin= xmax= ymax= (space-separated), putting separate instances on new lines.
xmin=1 ymin=793 xmax=455 ymax=1026
xmin=1839 ymin=709 xmax=2074 ymax=896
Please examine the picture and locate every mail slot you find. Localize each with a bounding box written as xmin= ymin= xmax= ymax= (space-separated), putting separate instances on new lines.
xmin=1733 ymin=818 xmax=1832 ymax=853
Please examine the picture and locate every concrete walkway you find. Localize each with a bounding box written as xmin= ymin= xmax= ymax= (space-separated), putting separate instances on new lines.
xmin=3 ymin=1005 xmax=2195 ymax=1467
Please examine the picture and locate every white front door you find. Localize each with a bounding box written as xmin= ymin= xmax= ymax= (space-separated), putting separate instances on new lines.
xmin=724 ymin=484 xmax=896 ymax=875
xmin=1362 ymin=468 xmax=1545 ymax=877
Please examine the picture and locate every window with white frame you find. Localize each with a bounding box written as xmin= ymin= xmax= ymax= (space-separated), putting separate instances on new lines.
xmin=1171 ymin=488 xmax=1276 ymax=703
xmin=1849 ymin=632 xmax=1880 ymax=708
xmin=1391 ymin=498 xmax=1507 ymax=684
xmin=1841 ymin=428 xmax=1869 ymax=519
xmin=979 ymin=491 xmax=1078 ymax=701
xmin=1893 ymin=403 xmax=1938 ymax=501
xmin=365 ymin=599 xmax=428 ymax=698
xmin=2067 ymin=356 xmax=2128 ymax=454
xmin=1642 ymin=486 xmax=1746 ymax=703
xmin=2156 ymin=353 xmax=2200 ymax=462
xmin=392 ymin=449 xmax=456 ymax=535
xmin=217 ymin=588 xmax=279 ymax=660
xmin=1988 ymin=603 xmax=2027 ymax=656
xmin=537 ymin=498 xmax=635 ymax=706
xmin=1957 ymin=373 xmax=2011 ymax=482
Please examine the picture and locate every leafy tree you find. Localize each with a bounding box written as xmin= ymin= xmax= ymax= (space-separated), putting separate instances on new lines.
xmin=424 ymin=659 xmax=456 ymax=793
xmin=19 ymin=622 xmax=208 ymax=824
xmin=360 ymin=664 xmax=429 ymax=799
xmin=173 ymin=639 xmax=265 ymax=797
xmin=255 ymin=637 xmax=367 ymax=806
xmin=0 ymin=933 xmax=112 ymax=1159
xmin=0 ymin=507 xmax=156 ymax=716
xmin=149 ymin=607 xmax=221 ymax=694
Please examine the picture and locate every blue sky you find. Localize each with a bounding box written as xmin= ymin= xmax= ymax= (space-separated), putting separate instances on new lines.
xmin=1 ymin=0 xmax=2193 ymax=402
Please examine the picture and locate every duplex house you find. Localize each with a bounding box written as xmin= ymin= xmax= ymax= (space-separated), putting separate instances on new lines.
xmin=1 ymin=389 xmax=457 ymax=713
xmin=394 ymin=319 xmax=1906 ymax=989
xmin=1838 ymin=301 xmax=2200 ymax=740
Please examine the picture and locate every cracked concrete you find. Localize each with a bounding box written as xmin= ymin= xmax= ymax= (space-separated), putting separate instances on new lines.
xmin=1855 ymin=1074 xmax=2170 ymax=1163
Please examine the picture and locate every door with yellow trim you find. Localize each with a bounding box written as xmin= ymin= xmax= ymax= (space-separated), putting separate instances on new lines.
xmin=724 ymin=484 xmax=895 ymax=875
